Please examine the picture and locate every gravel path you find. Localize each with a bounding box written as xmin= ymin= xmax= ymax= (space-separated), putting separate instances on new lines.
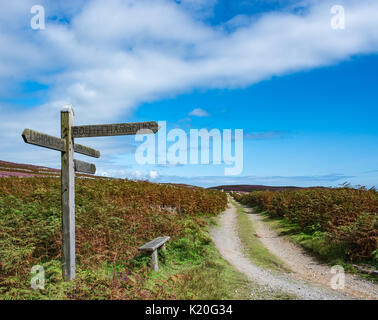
xmin=210 ymin=203 xmax=361 ymax=300
xmin=244 ymin=206 xmax=378 ymax=300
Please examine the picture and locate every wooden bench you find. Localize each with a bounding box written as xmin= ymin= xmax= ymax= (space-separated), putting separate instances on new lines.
xmin=138 ymin=236 xmax=170 ymax=271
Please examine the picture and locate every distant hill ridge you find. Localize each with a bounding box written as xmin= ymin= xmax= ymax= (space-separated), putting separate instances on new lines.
xmin=1 ymin=160 xmax=321 ymax=191
xmin=209 ymin=185 xmax=318 ymax=192
xmin=0 ymin=160 xmax=201 ymax=188
xmin=0 ymin=160 xmax=94 ymax=179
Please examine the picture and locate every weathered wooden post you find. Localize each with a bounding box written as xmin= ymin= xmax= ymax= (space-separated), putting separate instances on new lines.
xmin=61 ymin=106 xmax=75 ymax=280
xmin=22 ymin=106 xmax=159 ymax=281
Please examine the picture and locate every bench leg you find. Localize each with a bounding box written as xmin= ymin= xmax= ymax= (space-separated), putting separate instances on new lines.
xmin=151 ymin=250 xmax=159 ymax=272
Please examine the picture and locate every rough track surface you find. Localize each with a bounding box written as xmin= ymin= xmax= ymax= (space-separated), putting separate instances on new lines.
xmin=210 ymin=203 xmax=375 ymax=300
xmin=244 ymin=206 xmax=378 ymax=300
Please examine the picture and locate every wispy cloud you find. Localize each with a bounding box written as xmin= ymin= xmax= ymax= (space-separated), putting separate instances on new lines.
xmin=1 ymin=0 xmax=378 ymax=175
xmin=2 ymin=0 xmax=378 ymax=124
xmin=362 ymin=170 xmax=378 ymax=174
xmin=189 ymin=108 xmax=210 ymax=117
xmin=244 ymin=131 xmax=288 ymax=140
xmin=153 ymin=172 xmax=355 ymax=187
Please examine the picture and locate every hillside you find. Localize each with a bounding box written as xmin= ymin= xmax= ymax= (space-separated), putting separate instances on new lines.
xmin=210 ymin=185 xmax=306 ymax=193
xmin=0 ymin=164 xmax=233 ymax=299
xmin=233 ymin=189 xmax=378 ymax=266
xmin=0 ymin=160 xmax=87 ymax=178
xmin=2 ymin=160 xmax=376 ymax=300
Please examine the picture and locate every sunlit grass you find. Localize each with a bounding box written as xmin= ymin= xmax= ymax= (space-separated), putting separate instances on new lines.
xmin=231 ymin=199 xmax=287 ymax=272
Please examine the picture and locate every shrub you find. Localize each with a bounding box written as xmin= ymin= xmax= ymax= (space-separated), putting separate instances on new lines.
xmin=236 ymin=187 xmax=378 ymax=262
xmin=0 ymin=177 xmax=227 ymax=299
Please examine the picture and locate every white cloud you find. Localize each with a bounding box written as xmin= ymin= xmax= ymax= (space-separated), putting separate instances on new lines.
xmin=149 ymin=170 xmax=159 ymax=179
xmin=133 ymin=170 xmax=143 ymax=179
xmin=2 ymin=0 xmax=378 ymax=122
xmin=1 ymin=0 xmax=378 ymax=171
xmin=154 ymin=172 xmax=355 ymax=188
xmin=189 ymin=108 xmax=210 ymax=117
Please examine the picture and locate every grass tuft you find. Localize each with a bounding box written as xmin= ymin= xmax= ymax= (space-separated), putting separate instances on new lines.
xmin=231 ymin=199 xmax=288 ymax=272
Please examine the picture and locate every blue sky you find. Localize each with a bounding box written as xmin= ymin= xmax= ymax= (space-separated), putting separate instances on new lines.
xmin=0 ymin=0 xmax=377 ymax=187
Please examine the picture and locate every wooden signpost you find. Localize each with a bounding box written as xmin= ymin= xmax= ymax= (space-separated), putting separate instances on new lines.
xmin=22 ymin=128 xmax=100 ymax=158
xmin=72 ymin=121 xmax=159 ymax=138
xmin=22 ymin=105 xmax=159 ymax=280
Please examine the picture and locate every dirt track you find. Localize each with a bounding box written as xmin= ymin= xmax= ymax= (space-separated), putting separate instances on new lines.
xmin=210 ymin=202 xmax=378 ymax=300
xmin=244 ymin=206 xmax=378 ymax=299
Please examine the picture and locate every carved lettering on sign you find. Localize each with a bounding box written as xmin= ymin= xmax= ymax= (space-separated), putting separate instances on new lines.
xmin=72 ymin=122 xmax=159 ymax=138
xmin=74 ymin=159 xmax=96 ymax=174
xmin=22 ymin=128 xmax=100 ymax=158
xmin=22 ymin=129 xmax=65 ymax=152
xmin=73 ymin=144 xmax=100 ymax=158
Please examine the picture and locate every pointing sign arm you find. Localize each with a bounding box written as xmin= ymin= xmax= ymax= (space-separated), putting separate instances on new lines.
xmin=22 ymin=129 xmax=65 ymax=152
xmin=74 ymin=159 xmax=96 ymax=174
xmin=72 ymin=121 xmax=159 ymax=138
xmin=22 ymin=128 xmax=100 ymax=158
xmin=73 ymin=143 xmax=100 ymax=158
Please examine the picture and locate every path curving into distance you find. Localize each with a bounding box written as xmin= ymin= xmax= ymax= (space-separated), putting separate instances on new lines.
xmin=244 ymin=206 xmax=378 ymax=300
xmin=210 ymin=202 xmax=375 ymax=300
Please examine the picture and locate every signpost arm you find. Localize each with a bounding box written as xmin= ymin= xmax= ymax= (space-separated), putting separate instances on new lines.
xmin=61 ymin=106 xmax=75 ymax=280
xmin=22 ymin=109 xmax=158 ymax=281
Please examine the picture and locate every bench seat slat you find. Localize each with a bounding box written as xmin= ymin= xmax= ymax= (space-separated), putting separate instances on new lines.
xmin=138 ymin=236 xmax=170 ymax=252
